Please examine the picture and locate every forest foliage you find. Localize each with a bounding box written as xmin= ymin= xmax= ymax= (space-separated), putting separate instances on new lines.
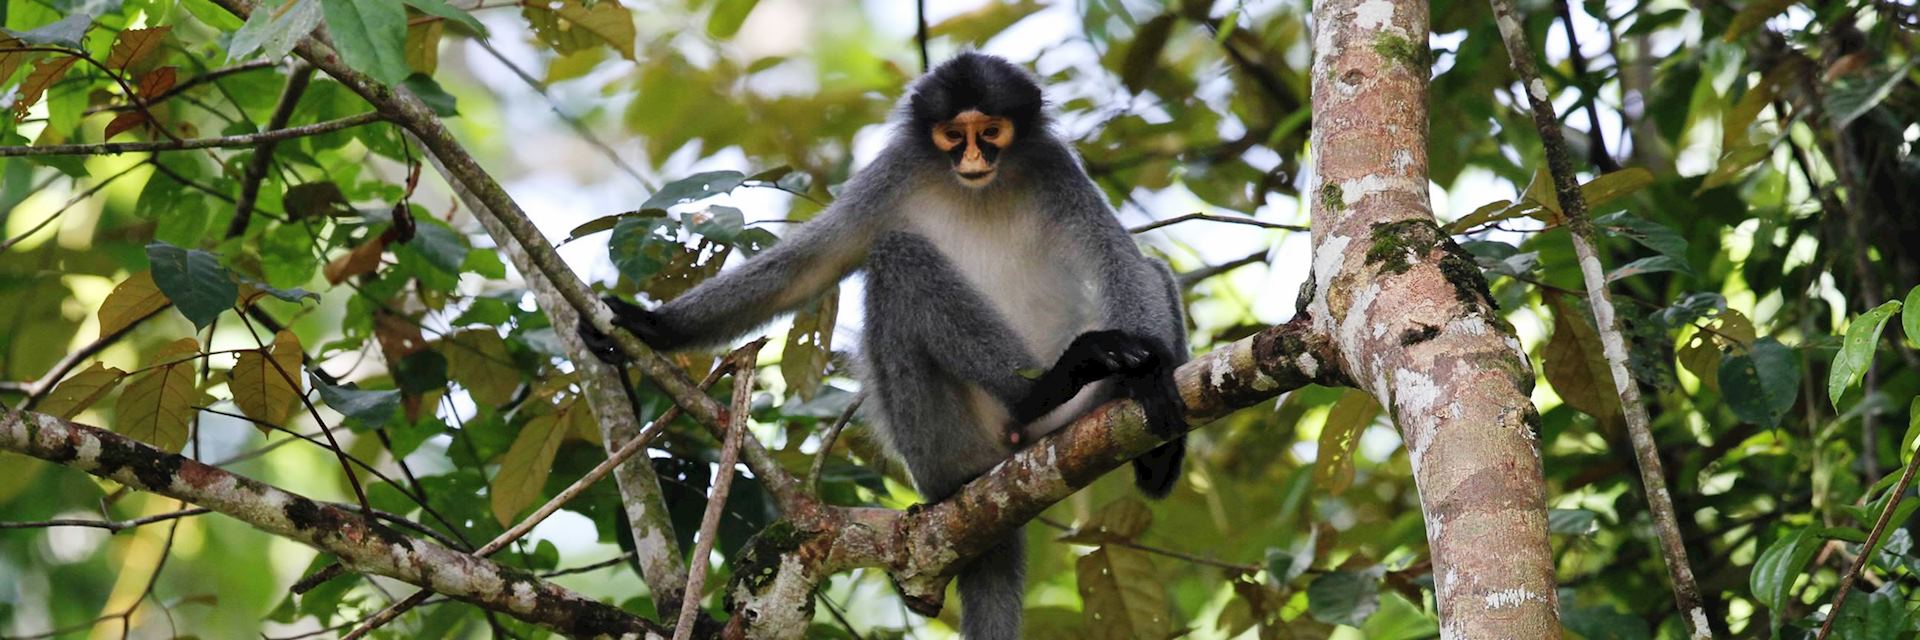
xmin=0 ymin=0 xmax=1917 ymax=638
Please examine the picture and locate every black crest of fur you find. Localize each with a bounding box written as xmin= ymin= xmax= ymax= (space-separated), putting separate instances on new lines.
xmin=906 ymin=52 xmax=1048 ymax=140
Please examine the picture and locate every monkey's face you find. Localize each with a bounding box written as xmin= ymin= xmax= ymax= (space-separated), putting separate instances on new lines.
xmin=931 ymin=109 xmax=1016 ymax=188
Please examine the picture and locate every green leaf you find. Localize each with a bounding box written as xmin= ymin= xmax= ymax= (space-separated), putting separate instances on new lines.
xmin=1828 ymin=300 xmax=1902 ymax=409
xmin=1058 ymin=497 xmax=1154 ymax=544
xmin=1606 ymin=255 xmax=1692 ymax=282
xmin=1826 ymin=60 xmax=1917 ymax=128
xmin=1548 ymin=508 xmax=1598 ymax=535
xmin=1722 ymin=0 xmax=1794 ymax=41
xmin=6 ymin=13 xmax=91 ymax=47
xmin=402 ymin=74 xmax=458 ymax=116
xmin=230 ymin=0 xmax=323 ymax=61
xmin=641 ymin=171 xmax=746 ymax=210
xmin=146 ymin=242 xmax=238 ymax=329
xmin=706 ymin=0 xmax=760 ymax=38
xmin=401 ymin=0 xmax=487 ymax=35
xmin=927 ymin=0 xmax=1044 ymax=46
xmin=392 ymin=350 xmax=448 ymax=395
xmin=321 ymin=0 xmax=411 ymax=85
xmin=397 ymin=217 xmax=469 ymax=275
xmin=313 ymin=376 xmax=402 ymax=427
xmin=182 ymin=0 xmax=247 ymax=31
xmin=687 ymin=205 xmax=747 ymax=243
xmin=1830 ymin=582 xmax=1909 ymax=639
xmin=1120 ymin=14 xmax=1174 ymax=94
xmin=1718 ymin=337 xmax=1800 ymax=428
xmin=1579 ymin=168 xmax=1655 ymax=208
xmin=1751 ymin=528 xmax=1817 ymax=623
xmin=1308 ymin=567 xmax=1384 ymax=626
xmin=607 ymin=216 xmax=680 ymax=284
xmin=1076 ymin=546 xmax=1170 ymax=639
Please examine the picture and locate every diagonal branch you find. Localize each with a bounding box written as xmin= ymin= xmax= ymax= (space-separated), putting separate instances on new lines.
xmin=0 ymin=112 xmax=385 ymax=157
xmin=0 ymin=410 xmax=666 ymax=639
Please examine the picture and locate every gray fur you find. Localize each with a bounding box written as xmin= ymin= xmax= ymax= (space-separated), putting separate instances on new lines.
xmin=638 ymin=56 xmax=1186 ymax=640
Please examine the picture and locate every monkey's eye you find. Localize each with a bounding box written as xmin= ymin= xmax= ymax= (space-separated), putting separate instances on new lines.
xmin=982 ymin=126 xmax=1001 ymax=138
xmin=944 ymin=129 xmax=964 ymax=142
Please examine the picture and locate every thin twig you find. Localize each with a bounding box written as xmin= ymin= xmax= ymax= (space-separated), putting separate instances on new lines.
xmin=1176 ymin=250 xmax=1268 ymax=288
xmin=471 ymin=38 xmax=652 ymax=189
xmin=0 ymin=507 xmax=210 ymax=532
xmin=807 ymin=393 xmax=865 ymax=489
xmin=0 ymin=112 xmax=384 ymax=157
xmin=0 ymin=161 xmax=150 ymax=254
xmin=1128 ymin=212 xmax=1308 ymax=234
xmin=84 ymin=60 xmax=277 ymax=116
xmin=1035 ymin=516 xmax=1260 ymax=573
xmin=228 ymin=64 xmax=315 ymax=238
xmin=916 ymin=0 xmax=930 ymax=73
xmin=676 ymin=342 xmax=763 ymax=640
xmin=1487 ymin=1 xmax=1706 ymax=636
xmin=540 ymin=551 xmax=637 ymax=578
xmin=1818 ymin=443 xmax=1920 ymax=639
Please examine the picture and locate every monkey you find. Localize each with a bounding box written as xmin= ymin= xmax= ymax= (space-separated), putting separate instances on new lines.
xmin=581 ymin=52 xmax=1188 ymax=639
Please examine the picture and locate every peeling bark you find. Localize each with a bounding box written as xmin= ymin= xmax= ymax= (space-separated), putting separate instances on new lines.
xmin=0 ymin=410 xmax=666 ymax=640
xmin=1309 ymin=0 xmax=1562 ymax=635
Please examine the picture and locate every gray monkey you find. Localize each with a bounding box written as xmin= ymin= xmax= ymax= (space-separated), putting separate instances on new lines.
xmin=582 ymin=52 xmax=1188 ymax=639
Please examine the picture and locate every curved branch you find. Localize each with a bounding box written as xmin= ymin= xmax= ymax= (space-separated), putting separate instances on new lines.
xmin=0 ymin=410 xmax=667 ymax=640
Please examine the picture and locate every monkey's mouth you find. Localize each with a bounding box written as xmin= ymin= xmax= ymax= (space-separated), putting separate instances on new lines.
xmin=954 ymin=169 xmax=995 ymax=186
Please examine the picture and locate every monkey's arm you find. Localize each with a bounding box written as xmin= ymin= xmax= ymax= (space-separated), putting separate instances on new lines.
xmin=583 ymin=152 xmax=910 ymax=356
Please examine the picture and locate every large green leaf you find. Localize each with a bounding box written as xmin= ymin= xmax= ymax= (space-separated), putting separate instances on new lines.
xmin=321 ymin=0 xmax=411 ymax=85
xmin=641 ymin=171 xmax=746 ymax=210
xmin=1076 ymin=546 xmax=1170 ymax=639
xmin=706 ymin=0 xmax=760 ymax=38
xmin=1750 ymin=528 xmax=1817 ymax=624
xmin=401 ymin=0 xmax=486 ymax=35
xmin=1308 ymin=566 xmax=1384 ymax=626
xmin=1718 ymin=337 xmax=1799 ymax=428
xmin=230 ymin=0 xmax=323 ymax=61
xmin=313 ymin=376 xmax=402 ymax=427
xmin=1828 ymin=300 xmax=1902 ymax=409
xmin=146 ymin=242 xmax=238 ymax=329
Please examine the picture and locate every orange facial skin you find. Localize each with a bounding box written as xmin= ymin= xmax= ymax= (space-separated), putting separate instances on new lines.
xmin=930 ymin=109 xmax=1016 ymax=187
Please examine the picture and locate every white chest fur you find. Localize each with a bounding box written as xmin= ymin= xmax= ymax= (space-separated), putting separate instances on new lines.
xmin=903 ymin=190 xmax=1099 ymax=362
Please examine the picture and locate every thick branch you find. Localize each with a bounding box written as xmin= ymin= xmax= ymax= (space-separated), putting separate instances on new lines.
xmin=0 ymin=410 xmax=665 ymax=640
xmin=726 ymin=321 xmax=1340 ymax=636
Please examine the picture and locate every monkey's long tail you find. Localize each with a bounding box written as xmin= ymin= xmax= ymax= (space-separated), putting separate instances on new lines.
xmin=1131 ymin=435 xmax=1187 ymax=498
xmin=957 ymin=531 xmax=1025 ymax=640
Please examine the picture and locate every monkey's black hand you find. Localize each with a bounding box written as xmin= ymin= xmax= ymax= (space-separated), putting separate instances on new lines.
xmin=1013 ymin=330 xmax=1178 ymax=430
xmin=1118 ymin=352 xmax=1187 ymax=439
xmin=577 ymin=296 xmax=670 ymax=364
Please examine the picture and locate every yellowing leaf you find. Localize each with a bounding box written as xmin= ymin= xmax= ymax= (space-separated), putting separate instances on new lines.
xmin=38 ymin=362 xmax=128 ymax=419
xmin=115 ymin=338 xmax=203 ymax=452
xmin=405 ymin=20 xmax=443 ymax=74
xmin=1724 ymin=0 xmax=1795 ymax=42
xmin=1543 ymin=294 xmax=1621 ymax=427
xmin=230 ymin=330 xmax=305 ymax=427
xmin=445 ymin=329 xmax=521 ymax=407
xmin=0 ymin=36 xmax=33 ymax=87
xmin=99 ymin=271 xmax=170 ymax=339
xmin=14 ymin=56 xmax=79 ymax=120
xmin=1058 ymin=497 xmax=1154 ymax=544
xmin=490 ymin=412 xmax=570 ymax=526
xmin=1677 ymin=333 xmax=1722 ymax=392
xmin=1579 ymin=168 xmax=1655 ymax=209
xmin=1313 ymin=389 xmax=1381 ymax=496
xmin=568 ymin=396 xmax=601 ymax=446
xmin=522 ymin=0 xmax=636 ymax=61
xmin=1077 ymin=546 xmax=1170 ymax=640
xmin=106 ymin=26 xmax=172 ymax=71
xmin=781 ymin=288 xmax=836 ymax=402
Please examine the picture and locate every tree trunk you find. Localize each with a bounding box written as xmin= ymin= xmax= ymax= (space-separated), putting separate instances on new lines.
xmin=1307 ymin=0 xmax=1563 ymax=634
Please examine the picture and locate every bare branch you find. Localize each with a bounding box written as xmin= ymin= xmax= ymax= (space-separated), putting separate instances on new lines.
xmin=1128 ymin=212 xmax=1308 ymax=234
xmin=0 ymin=113 xmax=385 ymax=157
xmin=0 ymin=508 xmax=211 ymax=532
xmin=0 ymin=410 xmax=667 ymax=639
xmin=677 ymin=344 xmax=762 ymax=640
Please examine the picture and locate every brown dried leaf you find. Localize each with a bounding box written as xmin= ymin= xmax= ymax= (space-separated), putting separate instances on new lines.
xmin=14 ymin=56 xmax=79 ymax=120
xmin=323 ymin=235 xmax=389 ymax=284
xmin=38 ymin=362 xmax=128 ymax=420
xmin=230 ymin=330 xmax=305 ymax=427
xmin=104 ymin=111 xmax=147 ymax=140
xmin=444 ymin=329 xmax=521 ymax=407
xmin=1058 ymin=497 xmax=1154 ymax=544
xmin=490 ymin=411 xmax=569 ymax=526
xmin=1077 ymin=546 xmax=1171 ymax=640
xmin=136 ymin=66 xmax=177 ymax=98
xmin=106 ymin=26 xmax=172 ymax=70
xmin=115 ymin=338 xmax=203 ymax=452
xmin=98 ymin=271 xmax=169 ymax=339
xmin=1543 ymin=293 xmax=1622 ymax=427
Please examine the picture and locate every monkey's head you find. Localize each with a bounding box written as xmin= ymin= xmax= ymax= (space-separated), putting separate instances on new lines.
xmin=907 ymin=52 xmax=1046 ymax=189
